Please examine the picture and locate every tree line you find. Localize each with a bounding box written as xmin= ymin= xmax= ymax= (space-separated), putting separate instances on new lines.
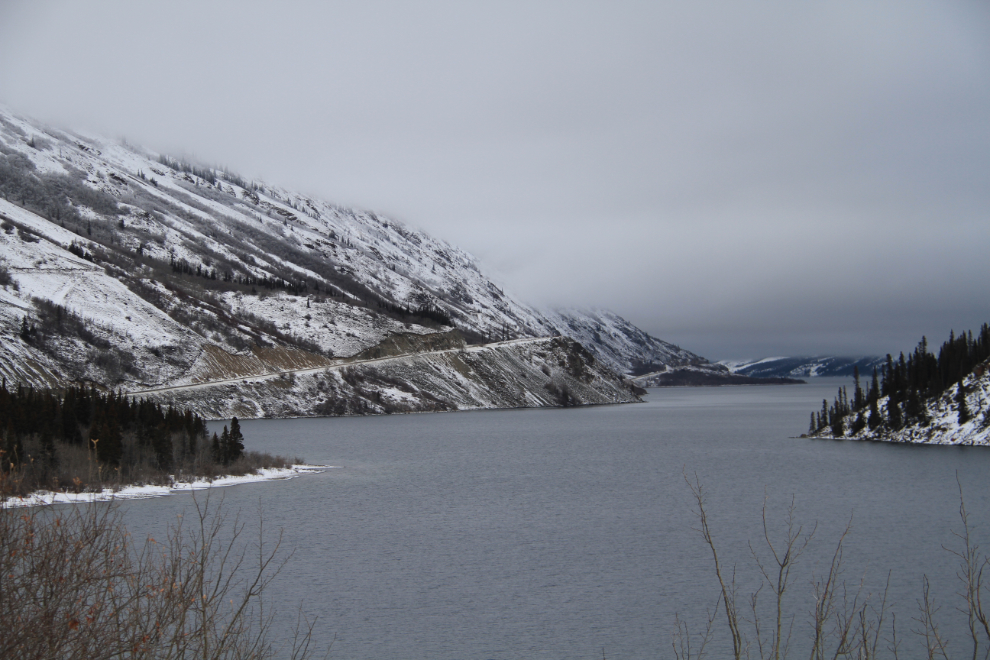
xmin=169 ymin=254 xmax=312 ymax=294
xmin=376 ymin=297 xmax=452 ymax=327
xmin=0 ymin=382 xmax=260 ymax=497
xmin=810 ymin=323 xmax=990 ymax=436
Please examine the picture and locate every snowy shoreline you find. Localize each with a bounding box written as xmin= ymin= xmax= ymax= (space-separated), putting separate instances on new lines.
xmin=1 ymin=464 xmax=331 ymax=509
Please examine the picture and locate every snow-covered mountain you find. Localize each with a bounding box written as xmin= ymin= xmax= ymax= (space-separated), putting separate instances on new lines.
xmin=0 ymin=106 xmax=697 ymax=412
xmin=539 ymin=308 xmax=710 ymax=375
xmin=720 ymin=356 xmax=885 ymax=379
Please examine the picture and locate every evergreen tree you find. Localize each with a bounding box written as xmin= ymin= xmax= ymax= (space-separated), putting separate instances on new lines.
xmin=850 ymin=410 xmax=866 ymax=435
xmin=905 ymin=388 xmax=923 ymax=423
xmin=882 ymin=354 xmax=894 ymax=397
xmin=211 ymin=432 xmax=221 ymax=464
xmin=228 ymin=417 xmax=245 ymax=463
xmin=958 ymin=385 xmax=971 ymax=424
xmin=219 ymin=426 xmax=231 ymax=465
xmin=868 ymin=398 xmax=881 ymax=431
xmin=888 ymin=401 xmax=902 ymax=431
xmin=830 ymin=411 xmax=845 ymax=438
xmin=853 ymin=366 xmax=863 ymax=411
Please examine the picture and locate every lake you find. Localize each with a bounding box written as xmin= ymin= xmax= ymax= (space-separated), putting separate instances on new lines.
xmin=119 ymin=379 xmax=990 ymax=659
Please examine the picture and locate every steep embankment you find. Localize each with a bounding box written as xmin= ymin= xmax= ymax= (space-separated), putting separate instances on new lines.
xmin=134 ymin=336 xmax=641 ymax=419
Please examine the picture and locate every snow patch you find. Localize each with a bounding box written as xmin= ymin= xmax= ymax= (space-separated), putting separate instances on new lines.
xmin=2 ymin=465 xmax=331 ymax=509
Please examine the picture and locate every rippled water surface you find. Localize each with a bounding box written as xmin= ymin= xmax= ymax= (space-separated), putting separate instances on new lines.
xmin=119 ymin=380 xmax=990 ymax=659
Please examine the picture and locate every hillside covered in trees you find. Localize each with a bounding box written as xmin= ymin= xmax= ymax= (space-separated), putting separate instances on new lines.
xmin=807 ymin=324 xmax=990 ymax=445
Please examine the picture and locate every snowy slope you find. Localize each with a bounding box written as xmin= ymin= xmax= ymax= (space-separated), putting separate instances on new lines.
xmin=0 ymin=105 xmax=547 ymax=338
xmin=809 ymin=361 xmax=990 ymax=446
xmin=0 ymin=197 xmax=203 ymax=387
xmin=138 ymin=336 xmax=641 ymax=419
xmin=0 ymin=106 xmax=698 ymax=413
xmin=538 ymin=308 xmax=710 ymax=375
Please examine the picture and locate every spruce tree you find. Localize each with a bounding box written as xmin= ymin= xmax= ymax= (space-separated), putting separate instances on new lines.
xmin=228 ymin=417 xmax=245 ymax=463
xmin=219 ymin=426 xmax=231 ymax=465
xmin=905 ymin=388 xmax=920 ymax=422
xmin=868 ymin=398 xmax=881 ymax=431
xmin=888 ymin=401 xmax=902 ymax=431
xmin=850 ymin=410 xmax=866 ymax=435
xmin=958 ymin=385 xmax=971 ymax=424
xmin=853 ymin=366 xmax=863 ymax=410
xmin=830 ymin=412 xmax=845 ymax=438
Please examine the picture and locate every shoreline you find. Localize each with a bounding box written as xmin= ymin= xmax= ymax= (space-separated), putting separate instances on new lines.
xmin=1 ymin=464 xmax=331 ymax=509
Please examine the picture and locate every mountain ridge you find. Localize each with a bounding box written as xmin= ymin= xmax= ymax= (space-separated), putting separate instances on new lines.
xmin=0 ymin=106 xmax=701 ymax=414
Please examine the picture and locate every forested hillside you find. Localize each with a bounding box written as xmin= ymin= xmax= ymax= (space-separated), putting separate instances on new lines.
xmin=807 ymin=324 xmax=990 ymax=445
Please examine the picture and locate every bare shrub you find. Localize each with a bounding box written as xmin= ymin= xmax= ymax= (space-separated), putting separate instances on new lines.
xmin=678 ymin=474 xmax=990 ymax=660
xmin=0 ymin=494 xmax=327 ymax=659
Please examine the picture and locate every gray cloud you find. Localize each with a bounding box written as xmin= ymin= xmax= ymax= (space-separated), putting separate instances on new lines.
xmin=1 ymin=0 xmax=988 ymax=359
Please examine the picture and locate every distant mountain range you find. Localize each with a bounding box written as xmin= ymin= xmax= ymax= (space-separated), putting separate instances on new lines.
xmin=719 ymin=356 xmax=886 ymax=379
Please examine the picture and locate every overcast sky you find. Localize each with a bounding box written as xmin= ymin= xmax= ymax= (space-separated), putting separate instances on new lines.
xmin=1 ymin=1 xmax=988 ymax=359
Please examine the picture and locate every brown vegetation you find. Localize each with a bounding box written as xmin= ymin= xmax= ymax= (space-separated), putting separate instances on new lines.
xmin=0 ymin=494 xmax=327 ymax=659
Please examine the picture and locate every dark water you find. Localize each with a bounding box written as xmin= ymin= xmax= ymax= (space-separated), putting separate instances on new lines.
xmin=118 ymin=380 xmax=990 ymax=659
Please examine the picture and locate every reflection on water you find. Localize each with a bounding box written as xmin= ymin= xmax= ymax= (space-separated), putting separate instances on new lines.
xmin=118 ymin=379 xmax=990 ymax=659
